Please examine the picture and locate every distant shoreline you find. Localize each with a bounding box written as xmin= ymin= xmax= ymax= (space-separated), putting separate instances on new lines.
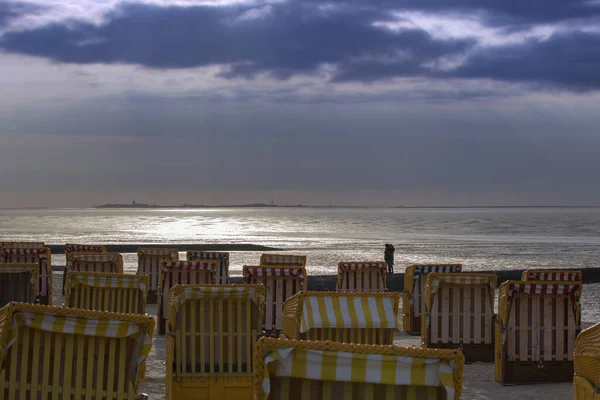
xmin=94 ymin=204 xmax=600 ymax=209
xmin=45 ymin=243 xmax=279 ymax=254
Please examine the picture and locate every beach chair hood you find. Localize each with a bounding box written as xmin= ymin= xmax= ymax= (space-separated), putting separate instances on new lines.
xmin=336 ymin=262 xmax=387 ymax=290
xmin=425 ymin=273 xmax=496 ymax=311
xmin=243 ymin=265 xmax=306 ymax=283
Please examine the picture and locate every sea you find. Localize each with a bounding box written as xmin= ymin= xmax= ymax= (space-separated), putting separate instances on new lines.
xmin=1 ymin=207 xmax=599 ymax=322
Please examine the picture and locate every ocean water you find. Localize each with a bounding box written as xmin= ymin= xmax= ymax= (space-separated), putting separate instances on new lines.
xmin=1 ymin=207 xmax=599 ymax=321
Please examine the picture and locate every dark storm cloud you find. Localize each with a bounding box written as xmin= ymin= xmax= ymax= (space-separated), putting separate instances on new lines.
xmin=0 ymin=2 xmax=40 ymax=27
xmin=2 ymin=1 xmax=600 ymax=89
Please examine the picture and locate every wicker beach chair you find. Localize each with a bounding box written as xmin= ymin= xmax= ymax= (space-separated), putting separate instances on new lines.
xmin=521 ymin=269 xmax=583 ymax=284
xmin=574 ymin=322 xmax=600 ymax=400
xmin=0 ymin=263 xmax=38 ymax=307
xmin=243 ymin=265 xmax=307 ymax=336
xmin=402 ymin=264 xmax=462 ymax=335
xmin=63 ymin=243 xmax=107 ymax=294
xmin=0 ymin=247 xmax=52 ymax=306
xmin=157 ymin=260 xmax=218 ymax=335
xmin=255 ymin=337 xmax=465 ymax=400
xmin=422 ymin=273 xmax=497 ymax=362
xmin=337 ymin=261 xmax=387 ymax=292
xmin=0 ymin=302 xmax=154 ymax=399
xmin=260 ymin=254 xmax=307 ymax=267
xmin=166 ymin=284 xmax=265 ymax=400
xmin=65 ymin=271 xmax=149 ymax=314
xmin=495 ymin=280 xmax=582 ymax=384
xmin=137 ymin=248 xmax=179 ymax=303
xmin=281 ymin=291 xmax=400 ymax=345
xmin=187 ymin=251 xmax=230 ymax=284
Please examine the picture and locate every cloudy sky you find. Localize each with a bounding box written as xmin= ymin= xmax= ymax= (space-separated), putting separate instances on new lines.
xmin=1 ymin=0 xmax=599 ymax=207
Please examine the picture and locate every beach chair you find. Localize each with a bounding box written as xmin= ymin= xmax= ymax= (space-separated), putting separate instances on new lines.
xmin=260 ymin=254 xmax=307 ymax=267
xmin=495 ymin=280 xmax=582 ymax=384
xmin=187 ymin=251 xmax=230 ymax=284
xmin=157 ymin=260 xmax=218 ymax=335
xmin=66 ymin=252 xmax=124 ymax=275
xmin=166 ymin=284 xmax=265 ymax=400
xmin=574 ymin=322 xmax=600 ymax=400
xmin=63 ymin=243 xmax=107 ymax=294
xmin=0 ymin=263 xmax=38 ymax=307
xmin=0 ymin=302 xmax=154 ymax=399
xmin=281 ymin=291 xmax=400 ymax=345
xmin=65 ymin=271 xmax=149 ymax=314
xmin=402 ymin=264 xmax=462 ymax=335
xmin=0 ymin=247 xmax=52 ymax=306
xmin=243 ymin=265 xmax=307 ymax=335
xmin=337 ymin=261 xmax=387 ymax=292
xmin=422 ymin=273 xmax=497 ymax=362
xmin=0 ymin=241 xmax=45 ymax=248
xmin=255 ymin=337 xmax=465 ymax=400
xmin=138 ymin=247 xmax=179 ymax=303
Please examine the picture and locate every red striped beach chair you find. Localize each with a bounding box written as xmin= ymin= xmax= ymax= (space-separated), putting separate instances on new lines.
xmin=260 ymin=254 xmax=307 ymax=267
xmin=574 ymin=322 xmax=600 ymax=400
xmin=187 ymin=251 xmax=229 ymax=284
xmin=254 ymin=337 xmax=465 ymax=400
xmin=402 ymin=264 xmax=462 ymax=335
xmin=65 ymin=271 xmax=149 ymax=315
xmin=0 ymin=247 xmax=52 ymax=305
xmin=495 ymin=280 xmax=582 ymax=384
xmin=281 ymin=291 xmax=400 ymax=345
xmin=137 ymin=248 xmax=179 ymax=303
xmin=243 ymin=265 xmax=307 ymax=335
xmin=166 ymin=284 xmax=265 ymax=400
xmin=422 ymin=273 xmax=497 ymax=362
xmin=157 ymin=260 xmax=218 ymax=335
xmin=63 ymin=243 xmax=107 ymax=294
xmin=337 ymin=261 xmax=387 ymax=292
xmin=0 ymin=302 xmax=154 ymax=399
xmin=0 ymin=263 xmax=38 ymax=307
xmin=66 ymin=252 xmax=123 ymax=274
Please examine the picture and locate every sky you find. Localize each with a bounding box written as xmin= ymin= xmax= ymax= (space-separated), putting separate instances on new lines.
xmin=1 ymin=0 xmax=600 ymax=207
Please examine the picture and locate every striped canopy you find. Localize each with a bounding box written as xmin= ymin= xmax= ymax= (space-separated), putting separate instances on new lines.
xmin=1 ymin=247 xmax=49 ymax=259
xmin=0 ymin=305 xmax=153 ymax=382
xmin=68 ymin=253 xmax=121 ymax=265
xmin=243 ymin=266 xmax=305 ymax=282
xmin=260 ymin=254 xmax=306 ymax=267
xmin=338 ymin=262 xmax=387 ymax=271
xmin=65 ymin=244 xmax=107 ymax=254
xmin=260 ymin=346 xmax=457 ymax=400
xmin=299 ymin=294 xmax=399 ymax=333
xmin=161 ymin=260 xmax=217 ymax=272
xmin=187 ymin=251 xmax=229 ymax=261
xmin=0 ymin=242 xmax=45 ymax=249
xmin=69 ymin=273 xmax=148 ymax=292
xmin=523 ymin=270 xmax=582 ymax=282
xmin=137 ymin=247 xmax=179 ymax=257
xmin=412 ymin=265 xmax=462 ymax=279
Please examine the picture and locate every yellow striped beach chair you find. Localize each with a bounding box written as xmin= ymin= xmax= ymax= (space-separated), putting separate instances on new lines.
xmin=0 ymin=302 xmax=154 ymax=399
xmin=0 ymin=247 xmax=52 ymax=306
xmin=138 ymin=247 xmax=179 ymax=303
xmin=337 ymin=261 xmax=387 ymax=292
xmin=157 ymin=260 xmax=218 ymax=335
xmin=422 ymin=273 xmax=497 ymax=362
xmin=260 ymin=254 xmax=307 ymax=267
xmin=65 ymin=271 xmax=149 ymax=314
xmin=574 ymin=322 xmax=600 ymax=400
xmin=243 ymin=265 xmax=307 ymax=335
xmin=66 ymin=252 xmax=123 ymax=274
xmin=495 ymin=280 xmax=582 ymax=384
xmin=0 ymin=263 xmax=38 ymax=307
xmin=281 ymin=291 xmax=400 ymax=345
xmin=254 ymin=337 xmax=465 ymax=400
xmin=166 ymin=284 xmax=265 ymax=400
xmin=187 ymin=251 xmax=230 ymax=284
xmin=402 ymin=264 xmax=462 ymax=335
xmin=63 ymin=243 xmax=107 ymax=294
